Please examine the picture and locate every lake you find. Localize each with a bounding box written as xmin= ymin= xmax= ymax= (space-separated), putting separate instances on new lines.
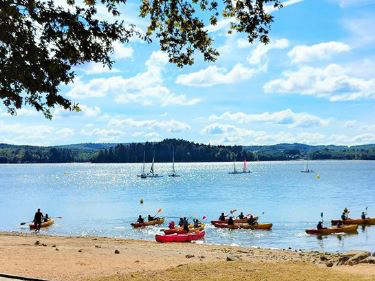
xmin=0 ymin=160 xmax=374 ymax=252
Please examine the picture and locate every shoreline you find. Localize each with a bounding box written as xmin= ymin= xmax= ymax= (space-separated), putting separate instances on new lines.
xmin=1 ymin=232 xmax=374 ymax=281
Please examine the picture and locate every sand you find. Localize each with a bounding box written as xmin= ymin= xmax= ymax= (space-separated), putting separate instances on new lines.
xmin=0 ymin=232 xmax=374 ymax=281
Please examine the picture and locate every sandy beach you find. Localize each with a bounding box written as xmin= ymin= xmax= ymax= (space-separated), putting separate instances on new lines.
xmin=0 ymin=232 xmax=374 ymax=281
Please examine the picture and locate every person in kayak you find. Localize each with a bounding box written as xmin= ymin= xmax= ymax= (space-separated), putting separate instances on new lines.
xmin=33 ymin=208 xmax=44 ymax=232
xmin=219 ymin=213 xmax=226 ymax=221
xmin=238 ymin=212 xmax=244 ymax=219
xmin=168 ymin=221 xmax=176 ymax=229
xmin=183 ymin=217 xmax=189 ymax=225
xmin=178 ymin=218 xmax=184 ymax=227
xmin=317 ymin=221 xmax=324 ymax=230
xmin=361 ymin=211 xmax=366 ymax=220
xmin=148 ymin=215 xmax=155 ymax=221
xmin=193 ymin=219 xmax=200 ymax=228
xmin=228 ymin=217 xmax=234 ymax=225
xmin=44 ymin=214 xmax=49 ymax=222
xmin=183 ymin=221 xmax=190 ymax=232
xmin=247 ymin=215 xmax=257 ymax=225
xmin=137 ymin=215 xmax=144 ymax=224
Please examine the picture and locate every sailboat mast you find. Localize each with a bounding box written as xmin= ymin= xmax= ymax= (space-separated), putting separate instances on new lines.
xmin=150 ymin=152 xmax=155 ymax=174
xmin=142 ymin=151 xmax=145 ymax=174
xmin=172 ymin=149 xmax=175 ymax=173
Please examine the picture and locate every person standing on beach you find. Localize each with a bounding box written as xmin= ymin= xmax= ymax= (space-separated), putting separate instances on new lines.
xmin=33 ymin=208 xmax=44 ymax=232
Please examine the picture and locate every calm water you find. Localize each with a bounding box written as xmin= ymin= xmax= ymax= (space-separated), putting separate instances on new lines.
xmin=0 ymin=161 xmax=374 ymax=252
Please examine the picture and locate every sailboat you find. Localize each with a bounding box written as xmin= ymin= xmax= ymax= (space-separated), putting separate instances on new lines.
xmin=229 ymin=159 xmax=251 ymax=174
xmin=242 ymin=159 xmax=251 ymax=173
xmin=137 ymin=151 xmax=147 ymax=178
xmin=168 ymin=149 xmax=180 ymax=177
xmin=301 ymin=159 xmax=314 ymax=173
xmin=147 ymin=152 xmax=163 ymax=178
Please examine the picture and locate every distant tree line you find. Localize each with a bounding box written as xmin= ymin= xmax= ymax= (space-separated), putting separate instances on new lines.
xmin=92 ymin=139 xmax=255 ymax=163
xmin=1 ymin=139 xmax=375 ymax=164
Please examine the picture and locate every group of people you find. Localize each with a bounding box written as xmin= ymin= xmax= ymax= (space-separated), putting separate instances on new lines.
xmin=33 ymin=208 xmax=49 ymax=232
xmin=317 ymin=208 xmax=368 ymax=229
xmin=137 ymin=214 xmax=157 ymax=224
xmin=219 ymin=211 xmax=259 ymax=226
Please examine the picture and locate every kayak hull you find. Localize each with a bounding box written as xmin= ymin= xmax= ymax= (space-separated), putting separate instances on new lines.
xmin=331 ymin=218 xmax=375 ymax=226
xmin=155 ymin=231 xmax=205 ymax=243
xmin=211 ymin=218 xmax=249 ymax=225
xmin=305 ymin=224 xmax=358 ymax=235
xmin=213 ymin=223 xmax=272 ymax=230
xmin=29 ymin=219 xmax=54 ymax=229
xmin=131 ymin=218 xmax=164 ymax=228
xmin=163 ymin=224 xmax=205 ymax=235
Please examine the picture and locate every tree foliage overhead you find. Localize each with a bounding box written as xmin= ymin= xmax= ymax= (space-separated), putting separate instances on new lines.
xmin=0 ymin=0 xmax=281 ymax=118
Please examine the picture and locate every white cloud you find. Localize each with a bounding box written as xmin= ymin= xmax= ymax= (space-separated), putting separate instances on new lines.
xmin=53 ymin=105 xmax=101 ymax=118
xmin=112 ymin=42 xmax=134 ymax=59
xmin=68 ymin=51 xmax=200 ymax=106
xmin=343 ymin=16 xmax=375 ymax=47
xmin=202 ymin=122 xmax=375 ymax=145
xmin=264 ymin=64 xmax=375 ymax=101
xmin=0 ymin=121 xmax=73 ymax=145
xmin=79 ymin=105 xmax=101 ymax=117
xmin=288 ymin=41 xmax=351 ymax=64
xmin=56 ymin=128 xmax=75 ymax=138
xmin=209 ymin=109 xmax=330 ymax=128
xmin=108 ymin=118 xmax=191 ymax=133
xmin=0 ymin=108 xmax=38 ymax=117
xmin=176 ymin=64 xmax=256 ymax=87
xmin=247 ymin=38 xmax=289 ymax=65
xmin=83 ymin=63 xmax=120 ymax=74
xmin=332 ymin=0 xmax=374 ymax=8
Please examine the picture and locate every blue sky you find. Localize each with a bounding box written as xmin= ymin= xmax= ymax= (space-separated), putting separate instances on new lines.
xmin=1 ymin=0 xmax=375 ymax=146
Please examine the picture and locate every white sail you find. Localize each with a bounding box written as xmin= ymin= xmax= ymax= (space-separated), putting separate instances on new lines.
xmin=142 ymin=151 xmax=146 ymax=174
xmin=172 ymin=150 xmax=175 ymax=174
xmin=150 ymin=153 xmax=155 ymax=174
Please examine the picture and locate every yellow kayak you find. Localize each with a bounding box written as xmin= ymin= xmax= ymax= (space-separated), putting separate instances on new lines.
xmin=305 ymin=224 xmax=358 ymax=235
xmin=131 ymin=218 xmax=165 ymax=228
xmin=29 ymin=219 xmax=54 ymax=229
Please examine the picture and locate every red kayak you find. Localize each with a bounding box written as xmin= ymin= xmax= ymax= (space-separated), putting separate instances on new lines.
xmin=155 ymin=231 xmax=205 ymax=243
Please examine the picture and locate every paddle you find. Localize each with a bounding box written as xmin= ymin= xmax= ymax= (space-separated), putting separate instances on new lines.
xmin=321 ymin=212 xmax=324 ymax=224
xmin=20 ymin=216 xmax=63 ymax=225
xmin=152 ymin=208 xmax=163 ymax=218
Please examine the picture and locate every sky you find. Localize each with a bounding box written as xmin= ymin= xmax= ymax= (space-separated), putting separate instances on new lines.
xmin=1 ymin=0 xmax=375 ymax=146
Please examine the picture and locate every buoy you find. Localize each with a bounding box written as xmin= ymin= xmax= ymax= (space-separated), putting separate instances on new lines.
xmin=140 ymin=198 xmax=144 ymax=204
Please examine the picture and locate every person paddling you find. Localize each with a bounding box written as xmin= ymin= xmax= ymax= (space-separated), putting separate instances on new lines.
xmin=148 ymin=215 xmax=155 ymax=221
xmin=137 ymin=215 xmax=144 ymax=224
xmin=219 ymin=212 xmax=226 ymax=221
xmin=33 ymin=208 xmax=44 ymax=232
xmin=361 ymin=211 xmax=366 ymax=220
xmin=228 ymin=216 xmax=234 ymax=225
xmin=247 ymin=215 xmax=256 ymax=225
xmin=183 ymin=221 xmax=190 ymax=233
xmin=238 ymin=212 xmax=244 ymax=219
xmin=178 ymin=218 xmax=184 ymax=227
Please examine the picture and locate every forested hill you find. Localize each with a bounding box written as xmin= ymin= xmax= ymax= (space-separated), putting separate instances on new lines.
xmin=1 ymin=139 xmax=375 ymax=163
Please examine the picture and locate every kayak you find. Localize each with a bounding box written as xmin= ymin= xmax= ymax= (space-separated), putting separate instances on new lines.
xmin=331 ymin=218 xmax=375 ymax=226
xmin=163 ymin=224 xmax=205 ymax=235
xmin=211 ymin=218 xmax=249 ymax=225
xmin=29 ymin=219 xmax=54 ymax=229
xmin=305 ymin=224 xmax=358 ymax=235
xmin=155 ymin=231 xmax=205 ymax=243
xmin=131 ymin=218 xmax=164 ymax=228
xmin=213 ymin=223 xmax=272 ymax=230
